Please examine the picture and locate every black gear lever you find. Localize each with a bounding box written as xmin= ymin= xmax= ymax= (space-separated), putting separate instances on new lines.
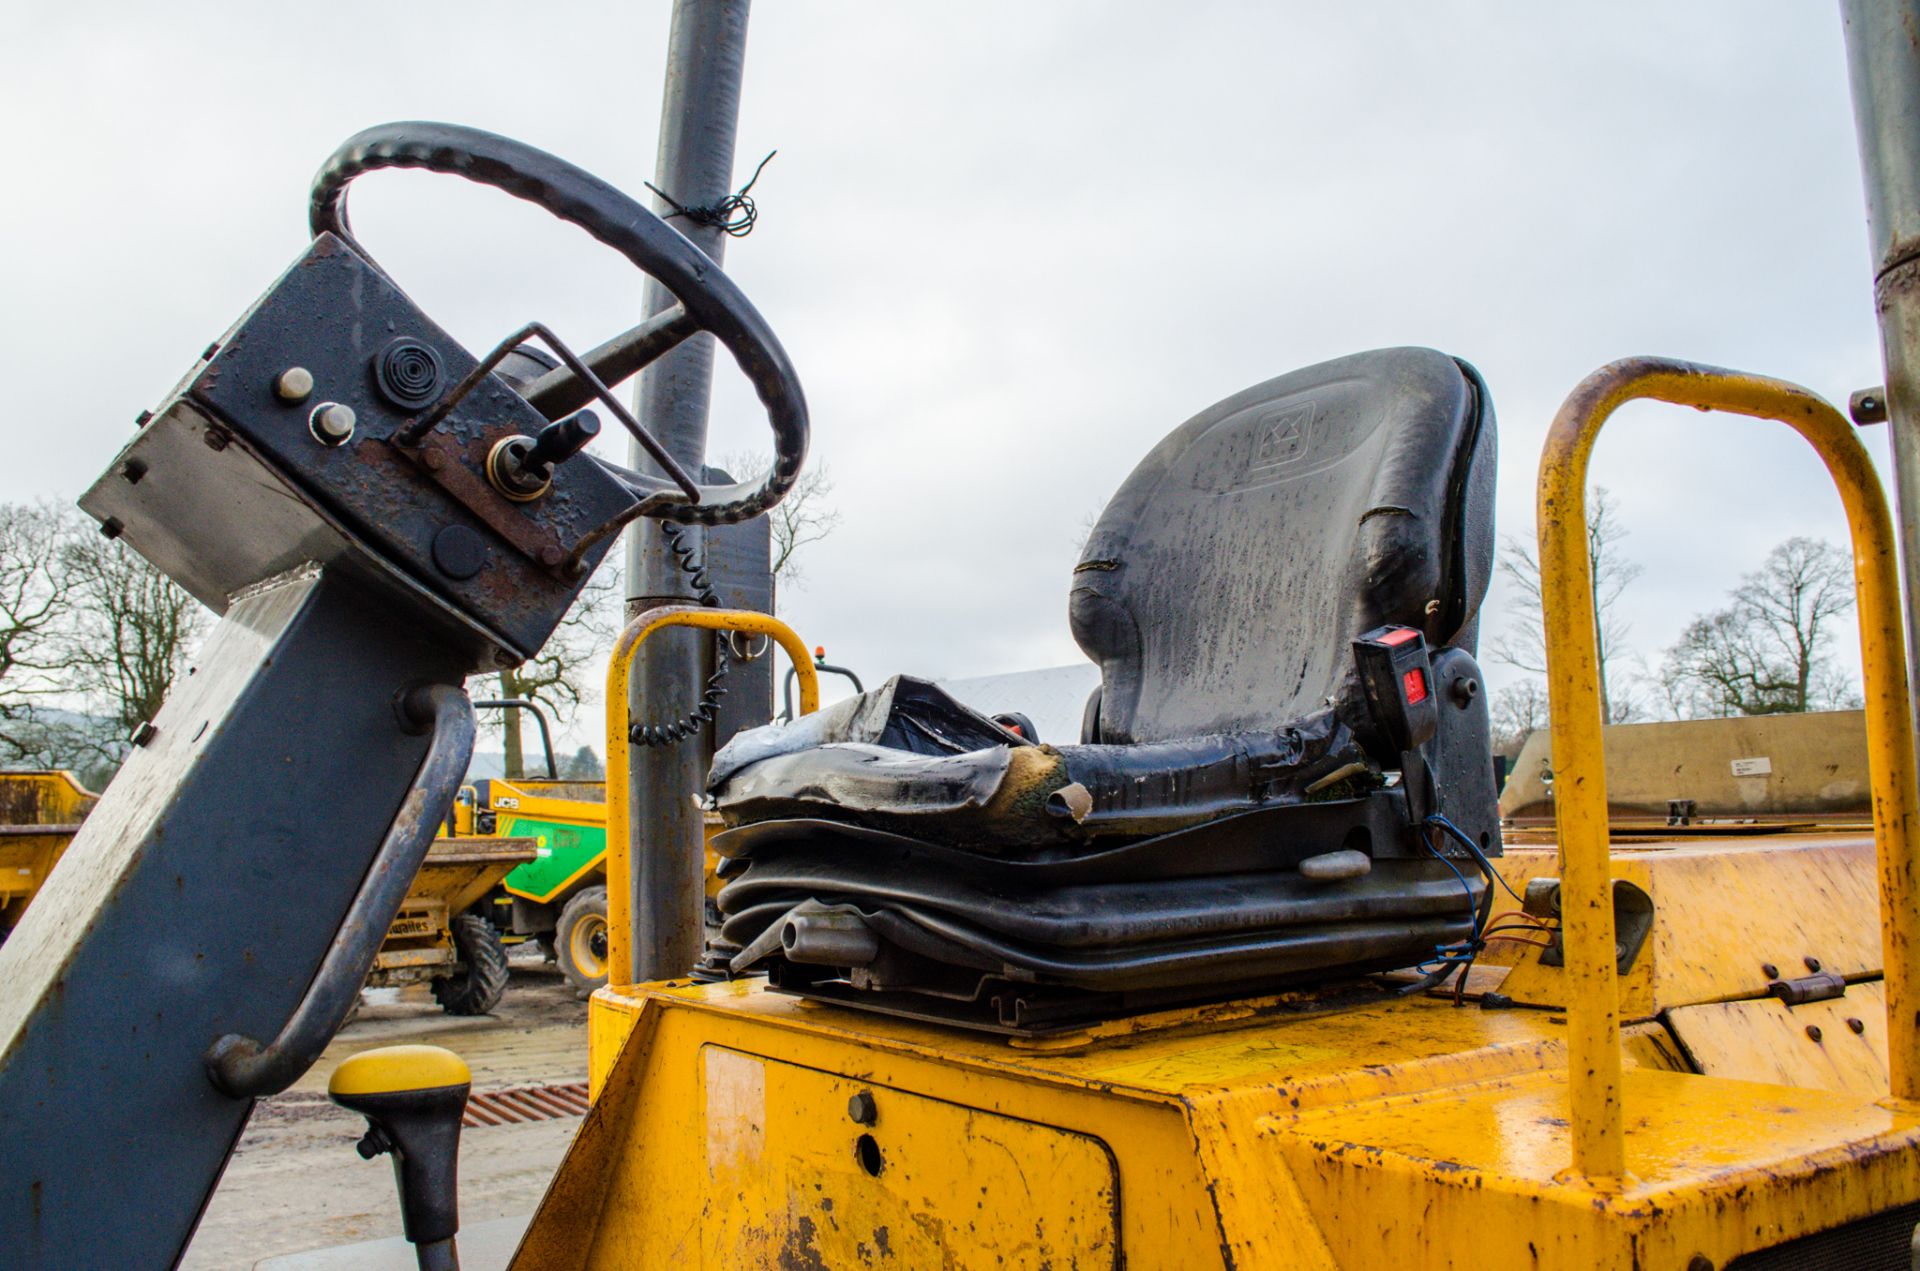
xmin=329 ymin=1045 xmax=472 ymax=1271
xmin=525 ymin=408 xmax=601 ymax=470
xmin=488 ymin=410 xmax=601 ymax=501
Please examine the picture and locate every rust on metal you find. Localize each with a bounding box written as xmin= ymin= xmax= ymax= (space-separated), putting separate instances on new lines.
xmin=392 ymin=435 xmax=570 ymax=570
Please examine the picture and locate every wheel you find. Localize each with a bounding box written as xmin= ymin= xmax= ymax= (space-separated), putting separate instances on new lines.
xmin=310 ymin=123 xmax=809 ymax=529
xmin=556 ymin=886 xmax=610 ymax=995
xmin=431 ymin=913 xmax=510 ymax=1016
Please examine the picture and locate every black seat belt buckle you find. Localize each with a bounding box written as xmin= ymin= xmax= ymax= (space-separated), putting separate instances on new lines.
xmin=1353 ymin=625 xmax=1439 ymax=754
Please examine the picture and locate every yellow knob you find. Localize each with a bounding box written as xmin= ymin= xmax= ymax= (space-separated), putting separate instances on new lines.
xmin=328 ymin=1044 xmax=471 ymax=1098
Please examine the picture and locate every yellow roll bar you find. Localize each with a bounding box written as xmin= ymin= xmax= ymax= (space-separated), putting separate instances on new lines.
xmin=1539 ymin=357 xmax=1920 ymax=1183
xmin=602 ymin=606 xmax=821 ymax=989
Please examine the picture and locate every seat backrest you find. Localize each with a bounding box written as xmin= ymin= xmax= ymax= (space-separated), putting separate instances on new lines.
xmin=1070 ymin=347 xmax=1495 ymax=746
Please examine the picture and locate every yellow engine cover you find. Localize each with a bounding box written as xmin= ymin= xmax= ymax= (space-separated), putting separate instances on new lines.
xmin=511 ymin=979 xmax=1920 ymax=1269
xmin=512 ymin=837 xmax=1920 ymax=1269
xmin=700 ymin=1045 xmax=1119 ymax=1265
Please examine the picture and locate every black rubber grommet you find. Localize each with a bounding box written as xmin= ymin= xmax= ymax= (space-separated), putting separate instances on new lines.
xmin=375 ymin=338 xmax=444 ymax=409
xmin=430 ymin=525 xmax=488 ymax=580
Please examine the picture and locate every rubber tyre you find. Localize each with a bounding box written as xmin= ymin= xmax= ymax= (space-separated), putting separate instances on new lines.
xmin=431 ymin=913 xmax=511 ymax=1016
xmin=556 ymin=886 xmax=610 ymax=995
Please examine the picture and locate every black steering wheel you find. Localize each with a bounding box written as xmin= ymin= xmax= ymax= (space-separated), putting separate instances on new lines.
xmin=308 ymin=122 xmax=807 ymax=527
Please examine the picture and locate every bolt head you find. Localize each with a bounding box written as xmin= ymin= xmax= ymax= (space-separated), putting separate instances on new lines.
xmin=1848 ymin=1017 xmax=1866 ymax=1035
xmin=309 ymin=402 xmax=356 ymax=447
xmin=1804 ymin=956 xmax=1822 ymax=973
xmin=847 ymin=1090 xmax=878 ymax=1125
xmin=129 ymin=721 xmax=157 ymax=747
xmin=1806 ymin=1024 xmax=1824 ymax=1043
xmin=1850 ymin=386 xmax=1890 ymax=425
xmin=275 ymin=367 xmax=315 ymax=402
xmin=1760 ymin=963 xmax=1779 ymax=980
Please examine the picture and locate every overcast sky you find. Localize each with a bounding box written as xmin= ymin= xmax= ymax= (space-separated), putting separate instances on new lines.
xmin=2 ymin=3 xmax=1894 ymax=757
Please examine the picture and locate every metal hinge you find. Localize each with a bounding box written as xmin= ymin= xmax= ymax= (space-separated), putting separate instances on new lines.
xmin=1767 ymin=971 xmax=1848 ymax=1005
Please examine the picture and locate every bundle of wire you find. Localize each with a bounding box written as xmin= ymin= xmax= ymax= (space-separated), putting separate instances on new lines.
xmin=1416 ymin=812 xmax=1558 ymax=1005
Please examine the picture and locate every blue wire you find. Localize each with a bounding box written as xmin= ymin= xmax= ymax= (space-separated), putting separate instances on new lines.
xmin=1420 ymin=826 xmax=1487 ymax=967
xmin=1426 ymin=812 xmax=1527 ymax=905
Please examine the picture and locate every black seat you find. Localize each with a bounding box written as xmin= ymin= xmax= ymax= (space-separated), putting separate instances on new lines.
xmin=703 ymin=347 xmax=1502 ymax=1031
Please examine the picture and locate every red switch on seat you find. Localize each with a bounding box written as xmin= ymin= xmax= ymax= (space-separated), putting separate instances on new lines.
xmin=1353 ymin=625 xmax=1439 ymax=754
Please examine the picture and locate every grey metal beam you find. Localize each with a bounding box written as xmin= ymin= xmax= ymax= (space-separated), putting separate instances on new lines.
xmin=1842 ymin=0 xmax=1920 ymax=726
xmin=625 ymin=0 xmax=753 ymax=980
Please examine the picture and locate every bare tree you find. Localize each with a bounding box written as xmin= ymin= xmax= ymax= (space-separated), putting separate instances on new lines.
xmin=0 ymin=503 xmax=206 ymax=786
xmin=59 ymin=524 xmax=208 ymax=733
xmin=1660 ymin=537 xmax=1857 ymax=717
xmin=0 ymin=503 xmax=102 ymax=780
xmin=722 ymin=450 xmax=840 ymax=593
xmin=0 ymin=710 xmax=121 ymax=792
xmin=1491 ymin=486 xmax=1642 ymax=723
xmin=1489 ymin=679 xmax=1550 ymax=757
xmin=0 ymin=502 xmax=76 ymax=705
xmin=489 ymin=564 xmax=620 ymax=780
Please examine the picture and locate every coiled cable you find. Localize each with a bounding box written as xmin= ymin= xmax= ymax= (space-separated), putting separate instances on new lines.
xmin=629 ymin=522 xmax=730 ymax=747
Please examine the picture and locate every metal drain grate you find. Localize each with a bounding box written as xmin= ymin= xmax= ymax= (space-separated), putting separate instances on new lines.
xmin=462 ymin=1082 xmax=591 ymax=1128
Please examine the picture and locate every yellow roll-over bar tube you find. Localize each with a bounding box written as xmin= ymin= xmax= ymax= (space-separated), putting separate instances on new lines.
xmin=602 ymin=606 xmax=821 ymax=989
xmin=1539 ymin=357 xmax=1920 ymax=1184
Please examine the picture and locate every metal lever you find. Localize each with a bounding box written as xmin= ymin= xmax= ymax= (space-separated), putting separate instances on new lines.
xmin=205 ymin=683 xmax=476 ymax=1099
xmin=330 ymin=1045 xmax=471 ymax=1271
xmin=525 ymin=409 xmax=600 ymax=471
xmin=487 ymin=411 xmax=601 ymax=501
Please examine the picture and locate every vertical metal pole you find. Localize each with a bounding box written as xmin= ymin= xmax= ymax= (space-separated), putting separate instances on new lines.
xmin=1843 ymin=0 xmax=1920 ymax=1106
xmin=625 ymin=0 xmax=752 ymax=980
xmin=1843 ymin=0 xmax=1920 ymax=730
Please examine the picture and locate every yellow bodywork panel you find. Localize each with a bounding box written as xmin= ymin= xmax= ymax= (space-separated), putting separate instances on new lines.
xmin=1668 ymin=980 xmax=1890 ymax=1098
xmin=1276 ymin=1065 xmax=1920 ymax=1269
xmin=514 ymin=953 xmax=1920 ymax=1269
xmin=1486 ymin=836 xmax=1882 ymax=1015
xmin=699 ymin=1045 xmax=1119 ymax=1266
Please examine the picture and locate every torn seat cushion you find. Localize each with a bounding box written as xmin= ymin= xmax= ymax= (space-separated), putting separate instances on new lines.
xmin=710 ymin=675 xmax=1376 ymax=851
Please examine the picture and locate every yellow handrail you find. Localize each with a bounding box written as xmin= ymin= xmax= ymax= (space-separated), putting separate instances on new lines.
xmin=1539 ymin=357 xmax=1920 ymax=1185
xmin=602 ymin=606 xmax=821 ymax=989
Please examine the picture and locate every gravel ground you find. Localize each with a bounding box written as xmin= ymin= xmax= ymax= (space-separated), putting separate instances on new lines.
xmin=181 ymin=951 xmax=590 ymax=1270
